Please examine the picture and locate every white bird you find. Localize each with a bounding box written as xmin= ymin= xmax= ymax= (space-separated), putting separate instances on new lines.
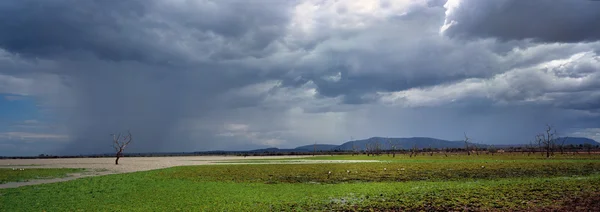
xmin=12 ymin=168 xmax=15 ymax=170
xmin=384 ymin=168 xmax=387 ymax=171
xmin=328 ymin=171 xmax=332 ymax=175
xmin=400 ymin=168 xmax=405 ymax=171
xmin=346 ymin=170 xmax=350 ymax=173
xmin=481 ymin=166 xmax=485 ymax=169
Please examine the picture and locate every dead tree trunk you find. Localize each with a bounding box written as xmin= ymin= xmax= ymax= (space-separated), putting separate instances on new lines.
xmin=115 ymin=152 xmax=121 ymax=165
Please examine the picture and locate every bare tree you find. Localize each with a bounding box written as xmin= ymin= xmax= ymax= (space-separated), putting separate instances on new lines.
xmin=464 ymin=132 xmax=471 ymax=156
xmin=527 ymin=140 xmax=537 ymax=156
xmin=558 ymin=137 xmax=567 ymax=154
xmin=409 ymin=144 xmax=418 ymax=158
xmin=488 ymin=145 xmax=496 ymax=156
xmin=388 ymin=139 xmax=397 ymax=158
xmin=428 ymin=144 xmax=434 ymax=156
xmin=112 ymin=130 xmax=132 ymax=165
xmin=536 ymin=134 xmax=544 ymax=156
xmin=374 ymin=140 xmax=382 ymax=156
xmin=584 ymin=143 xmax=593 ymax=155
xmin=535 ymin=124 xmax=558 ymax=158
xmin=351 ymin=137 xmax=357 ymax=156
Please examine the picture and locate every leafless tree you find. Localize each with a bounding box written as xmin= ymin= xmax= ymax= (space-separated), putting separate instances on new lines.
xmin=488 ymin=145 xmax=496 ymax=156
xmin=428 ymin=144 xmax=434 ymax=156
xmin=351 ymin=137 xmax=357 ymax=156
xmin=388 ymin=139 xmax=397 ymax=158
xmin=558 ymin=137 xmax=567 ymax=154
xmin=527 ymin=140 xmax=537 ymax=156
xmin=464 ymin=132 xmax=471 ymax=156
xmin=112 ymin=130 xmax=132 ymax=165
xmin=374 ymin=140 xmax=382 ymax=156
xmin=584 ymin=143 xmax=593 ymax=155
xmin=535 ymin=124 xmax=558 ymax=158
xmin=536 ymin=134 xmax=544 ymax=156
xmin=409 ymin=144 xmax=418 ymax=158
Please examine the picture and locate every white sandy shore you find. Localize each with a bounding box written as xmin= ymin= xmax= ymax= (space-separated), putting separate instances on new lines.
xmin=0 ymin=155 xmax=310 ymax=188
xmin=0 ymin=155 xmax=311 ymax=173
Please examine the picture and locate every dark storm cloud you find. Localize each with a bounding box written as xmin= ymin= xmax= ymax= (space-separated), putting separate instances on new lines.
xmin=0 ymin=0 xmax=300 ymax=154
xmin=442 ymin=0 xmax=600 ymax=43
xmin=0 ymin=0 xmax=150 ymax=62
xmin=2 ymin=0 xmax=600 ymax=156
xmin=0 ymin=0 xmax=295 ymax=63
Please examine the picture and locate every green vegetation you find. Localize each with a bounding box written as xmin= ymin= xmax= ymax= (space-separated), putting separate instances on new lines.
xmin=160 ymin=161 xmax=600 ymax=184
xmin=1 ymin=154 xmax=600 ymax=211
xmin=305 ymin=153 xmax=600 ymax=161
xmin=0 ymin=168 xmax=84 ymax=184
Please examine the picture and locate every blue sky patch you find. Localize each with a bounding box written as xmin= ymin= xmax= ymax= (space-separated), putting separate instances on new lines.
xmin=0 ymin=93 xmax=40 ymax=130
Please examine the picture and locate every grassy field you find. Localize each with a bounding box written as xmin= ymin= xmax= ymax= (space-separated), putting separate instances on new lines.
xmin=0 ymin=168 xmax=84 ymax=184
xmin=1 ymin=153 xmax=600 ymax=211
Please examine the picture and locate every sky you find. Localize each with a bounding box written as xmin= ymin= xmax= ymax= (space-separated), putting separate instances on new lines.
xmin=1 ymin=0 xmax=600 ymax=156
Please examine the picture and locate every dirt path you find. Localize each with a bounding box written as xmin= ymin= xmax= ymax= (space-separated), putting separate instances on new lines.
xmin=1 ymin=155 xmax=368 ymax=188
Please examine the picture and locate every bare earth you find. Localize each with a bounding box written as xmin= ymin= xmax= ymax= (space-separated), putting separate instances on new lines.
xmin=0 ymin=156 xmax=378 ymax=189
xmin=0 ymin=155 xmax=309 ymax=189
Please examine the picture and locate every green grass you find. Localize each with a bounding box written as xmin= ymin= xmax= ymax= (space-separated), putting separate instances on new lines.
xmin=306 ymin=152 xmax=600 ymax=162
xmin=0 ymin=168 xmax=85 ymax=184
xmin=1 ymin=154 xmax=600 ymax=211
xmin=160 ymin=161 xmax=600 ymax=184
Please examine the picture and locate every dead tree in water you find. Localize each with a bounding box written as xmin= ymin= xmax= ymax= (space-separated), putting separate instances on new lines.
xmin=112 ymin=130 xmax=132 ymax=165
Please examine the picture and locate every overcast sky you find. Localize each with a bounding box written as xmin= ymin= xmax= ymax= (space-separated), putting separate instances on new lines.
xmin=1 ymin=0 xmax=600 ymax=156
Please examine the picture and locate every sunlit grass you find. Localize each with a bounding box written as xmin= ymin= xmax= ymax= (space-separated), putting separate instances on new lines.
xmin=0 ymin=168 xmax=84 ymax=184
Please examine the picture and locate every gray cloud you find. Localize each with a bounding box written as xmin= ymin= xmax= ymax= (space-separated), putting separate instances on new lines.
xmin=441 ymin=0 xmax=600 ymax=43
xmin=0 ymin=0 xmax=295 ymax=64
xmin=1 ymin=0 xmax=600 ymax=156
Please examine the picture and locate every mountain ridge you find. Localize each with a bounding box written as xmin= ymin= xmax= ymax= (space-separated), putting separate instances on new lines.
xmin=288 ymin=136 xmax=599 ymax=152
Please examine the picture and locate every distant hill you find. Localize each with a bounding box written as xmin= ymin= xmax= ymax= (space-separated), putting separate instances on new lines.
xmin=294 ymin=144 xmax=338 ymax=151
xmin=235 ymin=136 xmax=599 ymax=153
xmin=301 ymin=136 xmax=598 ymax=152
xmin=248 ymin=148 xmax=304 ymax=153
xmin=333 ymin=137 xmax=480 ymax=151
xmin=559 ymin=137 xmax=599 ymax=146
